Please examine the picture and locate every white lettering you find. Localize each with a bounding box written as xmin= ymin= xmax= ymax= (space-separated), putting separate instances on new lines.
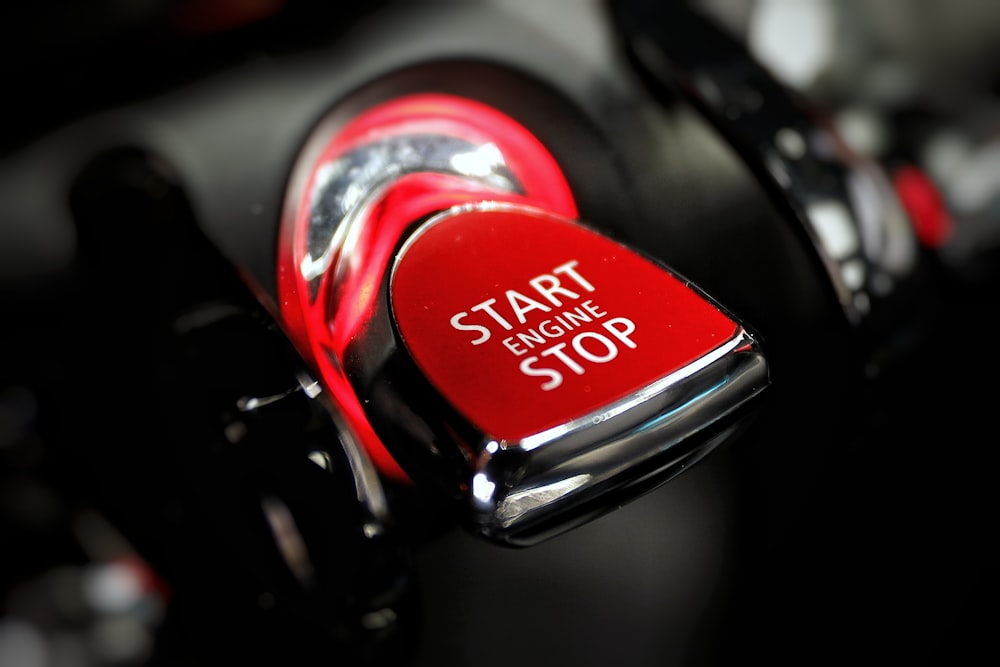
xmin=541 ymin=342 xmax=586 ymax=375
xmin=572 ymin=332 xmax=618 ymax=363
xmin=553 ymin=260 xmax=595 ymax=292
xmin=506 ymin=289 xmax=551 ymax=324
xmin=519 ymin=324 xmax=639 ymax=390
xmin=450 ymin=312 xmax=491 ymax=345
xmin=471 ymin=298 xmax=514 ymax=330
xmin=562 ymin=308 xmax=593 ymax=327
xmin=516 ymin=329 xmax=545 ymax=348
xmin=581 ymin=300 xmax=606 ymax=318
xmin=537 ymin=319 xmax=565 ymax=338
xmin=602 ymin=317 xmax=637 ymax=349
xmin=520 ymin=356 xmax=563 ymax=391
xmin=448 ymin=261 xmax=596 ymax=344
xmin=503 ymin=337 xmax=527 ymax=356
xmin=528 ymin=273 xmax=579 ymax=306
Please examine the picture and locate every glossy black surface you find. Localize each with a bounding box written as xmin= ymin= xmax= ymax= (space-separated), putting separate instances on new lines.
xmin=2 ymin=146 xmax=415 ymax=665
xmin=610 ymin=0 xmax=938 ymax=355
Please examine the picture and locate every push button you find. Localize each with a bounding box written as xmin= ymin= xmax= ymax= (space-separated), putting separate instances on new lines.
xmin=391 ymin=205 xmax=741 ymax=442
xmin=390 ymin=203 xmax=766 ymax=542
xmin=277 ymin=92 xmax=769 ymax=545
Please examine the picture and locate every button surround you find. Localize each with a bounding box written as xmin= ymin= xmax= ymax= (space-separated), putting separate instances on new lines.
xmin=277 ymin=91 xmax=770 ymax=544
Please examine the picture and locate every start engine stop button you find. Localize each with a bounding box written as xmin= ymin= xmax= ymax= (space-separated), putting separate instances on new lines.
xmin=391 ymin=204 xmax=744 ymax=443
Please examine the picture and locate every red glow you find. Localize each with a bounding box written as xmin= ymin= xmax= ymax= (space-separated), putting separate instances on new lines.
xmin=277 ymin=93 xmax=578 ymax=480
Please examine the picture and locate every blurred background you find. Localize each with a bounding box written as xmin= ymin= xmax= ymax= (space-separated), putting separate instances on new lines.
xmin=697 ymin=0 xmax=1000 ymax=279
xmin=3 ymin=1 xmax=1000 ymax=665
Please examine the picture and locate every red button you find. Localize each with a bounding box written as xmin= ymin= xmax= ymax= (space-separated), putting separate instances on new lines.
xmin=390 ymin=205 xmax=739 ymax=442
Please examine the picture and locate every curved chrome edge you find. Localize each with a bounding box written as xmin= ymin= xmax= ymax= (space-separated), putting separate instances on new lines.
xmin=311 ymin=384 xmax=392 ymax=527
xmin=470 ymin=326 xmax=768 ymax=544
xmin=300 ymin=134 xmax=520 ymax=290
xmin=277 ymin=93 xmax=564 ymax=482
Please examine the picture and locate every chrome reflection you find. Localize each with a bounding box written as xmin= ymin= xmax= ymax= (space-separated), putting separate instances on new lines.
xmin=317 ymin=390 xmax=391 ymax=522
xmin=760 ymin=121 xmax=922 ymax=326
xmin=233 ymin=366 xmax=390 ymax=526
xmin=307 ymin=449 xmax=334 ymax=471
xmin=516 ymin=330 xmax=750 ymax=454
xmin=623 ymin=2 xmax=926 ymax=331
xmin=262 ymin=496 xmax=316 ymax=588
xmin=471 ymin=472 xmax=497 ymax=505
xmin=236 ymin=389 xmax=297 ymax=411
xmin=807 ymin=199 xmax=859 ymax=260
xmin=495 ymin=474 xmax=592 ymax=527
xmin=301 ymin=134 xmax=520 ymax=286
xmin=805 ymin=126 xmax=919 ymax=324
xmin=846 ymin=160 xmax=917 ymax=279
xmin=474 ymin=327 xmax=767 ymax=544
xmin=237 ymin=367 xmax=323 ymax=412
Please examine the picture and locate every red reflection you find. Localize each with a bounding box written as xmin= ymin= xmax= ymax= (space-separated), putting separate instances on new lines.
xmin=892 ymin=164 xmax=955 ymax=249
xmin=277 ymin=94 xmax=578 ymax=481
